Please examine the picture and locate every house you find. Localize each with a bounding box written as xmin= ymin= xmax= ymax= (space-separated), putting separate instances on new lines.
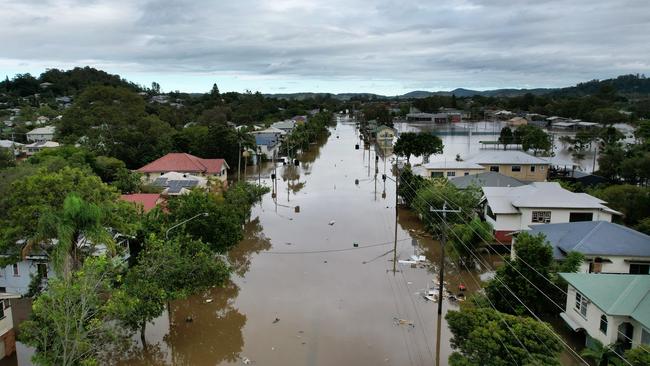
xmin=291 ymin=115 xmax=307 ymax=124
xmin=0 ymin=249 xmax=52 ymax=295
xmin=24 ymin=141 xmax=60 ymax=156
xmin=120 ymin=193 xmax=163 ymax=213
xmin=152 ymin=171 xmax=209 ymax=195
xmin=465 ymin=150 xmax=550 ymax=182
xmin=374 ymin=125 xmax=395 ymax=148
xmin=559 ymin=273 xmax=650 ymax=350
xmin=271 ymin=120 xmax=296 ymax=133
xmin=522 ymin=221 xmax=650 ymax=274
xmin=251 ymin=127 xmax=286 ymax=139
xmin=449 ymin=171 xmax=527 ymax=189
xmin=255 ymin=134 xmax=280 ymax=159
xmin=507 ymin=116 xmax=528 ymax=126
xmin=414 ymin=161 xmax=485 ymax=179
xmin=137 ymin=153 xmax=229 ymax=185
xmin=0 ymin=140 xmax=24 ymax=156
xmin=26 ymin=125 xmax=56 ymax=142
xmin=0 ymin=293 xmax=21 ymax=359
xmin=35 ymin=116 xmax=50 ymax=125
xmin=481 ymin=182 xmax=620 ymax=243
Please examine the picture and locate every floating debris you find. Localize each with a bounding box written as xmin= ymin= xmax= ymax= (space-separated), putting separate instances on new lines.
xmin=329 ymin=220 xmax=336 ymax=226
xmin=241 ymin=356 xmax=252 ymax=364
xmin=393 ymin=317 xmax=415 ymax=328
xmin=205 ymin=299 xmax=213 ymax=303
xmin=273 ymin=317 xmax=280 ymax=324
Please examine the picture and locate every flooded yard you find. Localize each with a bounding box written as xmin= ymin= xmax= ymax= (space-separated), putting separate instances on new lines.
xmin=4 ymin=118 xmax=585 ymax=366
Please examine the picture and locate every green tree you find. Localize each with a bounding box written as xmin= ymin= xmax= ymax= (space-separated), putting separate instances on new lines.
xmin=622 ymin=345 xmax=650 ymax=366
xmin=514 ymin=125 xmax=552 ymax=154
xmin=20 ymin=257 xmax=124 ymax=366
xmin=589 ymin=185 xmax=650 ymax=226
xmin=0 ymin=148 xmax=15 ymax=169
xmin=498 ymin=127 xmax=514 ymax=150
xmin=448 ymin=218 xmax=493 ymax=266
xmin=115 ymin=235 xmax=230 ymax=346
xmin=394 ymin=132 xmax=443 ymax=163
xmin=446 ymin=307 xmax=562 ymax=366
xmin=29 ymin=194 xmax=117 ymax=279
xmin=635 ymin=217 xmax=650 ymax=235
xmin=411 ymin=181 xmax=481 ymax=234
xmin=485 ymin=233 xmax=558 ymax=315
xmin=580 ymin=340 xmax=621 ymax=366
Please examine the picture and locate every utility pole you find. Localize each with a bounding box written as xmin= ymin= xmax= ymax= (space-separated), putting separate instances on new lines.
xmin=237 ymin=141 xmax=242 ymax=183
xmin=392 ymin=161 xmax=400 ymax=274
xmin=430 ymin=201 xmax=460 ymax=366
xmin=592 ymin=143 xmax=598 ymax=173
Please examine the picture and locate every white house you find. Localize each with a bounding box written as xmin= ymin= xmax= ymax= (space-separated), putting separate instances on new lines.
xmin=24 ymin=141 xmax=60 ymax=156
xmin=0 ymin=293 xmax=21 ymax=359
xmin=152 ymin=171 xmax=209 ymax=195
xmin=0 ymin=253 xmax=52 ymax=295
xmin=26 ymin=125 xmax=56 ymax=143
xmin=254 ymin=134 xmax=280 ymax=159
xmin=0 ymin=140 xmax=24 ymax=156
xmin=413 ymin=161 xmax=485 ymax=179
xmin=271 ymin=120 xmax=296 ymax=133
xmin=137 ymin=153 xmax=229 ymax=186
xmin=559 ymin=273 xmax=650 ymax=350
xmin=481 ymin=182 xmax=620 ymax=243
xmin=522 ymin=221 xmax=650 ymax=274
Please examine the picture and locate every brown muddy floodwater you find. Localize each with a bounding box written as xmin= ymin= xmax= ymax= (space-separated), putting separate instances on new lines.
xmin=4 ymin=117 xmax=585 ymax=366
xmin=118 ymin=118 xmax=484 ymax=366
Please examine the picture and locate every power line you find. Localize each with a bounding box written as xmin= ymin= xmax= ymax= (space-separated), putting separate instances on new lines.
xmin=261 ymin=237 xmax=411 ymax=255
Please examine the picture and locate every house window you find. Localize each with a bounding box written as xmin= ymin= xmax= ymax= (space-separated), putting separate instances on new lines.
xmin=599 ymin=315 xmax=608 ymax=334
xmin=575 ymin=292 xmax=588 ymax=317
xmin=642 ymin=328 xmax=650 ymax=345
xmin=12 ymin=264 xmax=19 ymax=277
xmin=511 ymin=165 xmax=521 ymax=172
xmin=489 ymin=166 xmax=499 ymax=172
xmin=37 ymin=263 xmax=48 ymax=279
xmin=431 ymin=172 xmax=443 ymax=178
xmin=486 ymin=205 xmax=497 ymax=221
xmin=570 ymin=212 xmax=593 ymax=222
xmin=447 ymin=171 xmax=456 ymax=177
xmin=464 ymin=172 xmax=470 ymax=176
xmin=531 ymin=211 xmax=551 ymax=223
xmin=530 ymin=166 xmax=536 ymax=172
xmin=629 ymin=263 xmax=650 ymax=275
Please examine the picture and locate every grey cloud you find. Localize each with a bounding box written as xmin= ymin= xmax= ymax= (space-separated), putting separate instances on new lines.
xmin=0 ymin=0 xmax=648 ymax=91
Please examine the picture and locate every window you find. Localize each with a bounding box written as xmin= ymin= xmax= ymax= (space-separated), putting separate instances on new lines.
xmin=531 ymin=211 xmax=551 ymax=223
xmin=600 ymin=315 xmax=608 ymax=334
xmin=486 ymin=205 xmax=497 ymax=221
xmin=630 ymin=263 xmax=650 ymax=275
xmin=511 ymin=165 xmax=521 ymax=172
xmin=575 ymin=292 xmax=588 ymax=317
xmin=447 ymin=171 xmax=456 ymax=177
xmin=570 ymin=212 xmax=593 ymax=222
xmin=530 ymin=166 xmax=536 ymax=172
xmin=37 ymin=263 xmax=48 ymax=279
xmin=431 ymin=172 xmax=443 ymax=178
xmin=489 ymin=166 xmax=499 ymax=172
xmin=642 ymin=328 xmax=650 ymax=345
xmin=12 ymin=264 xmax=19 ymax=276
xmin=464 ymin=172 xmax=470 ymax=176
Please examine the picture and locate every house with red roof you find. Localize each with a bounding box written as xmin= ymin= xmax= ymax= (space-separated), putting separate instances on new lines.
xmin=120 ymin=194 xmax=163 ymax=212
xmin=136 ymin=153 xmax=229 ymax=185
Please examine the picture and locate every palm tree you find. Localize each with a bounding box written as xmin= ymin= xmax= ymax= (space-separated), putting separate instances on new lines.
xmin=25 ymin=193 xmax=115 ymax=280
xmin=580 ymin=340 xmax=621 ymax=366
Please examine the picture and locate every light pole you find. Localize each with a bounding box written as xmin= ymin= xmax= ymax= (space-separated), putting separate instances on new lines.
xmin=165 ymin=212 xmax=209 ymax=240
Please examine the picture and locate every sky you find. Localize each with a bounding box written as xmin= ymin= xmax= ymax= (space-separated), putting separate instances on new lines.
xmin=1 ymin=0 xmax=649 ymax=95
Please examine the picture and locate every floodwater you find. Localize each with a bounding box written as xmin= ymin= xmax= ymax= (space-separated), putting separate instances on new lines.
xmin=4 ymin=117 xmax=585 ymax=366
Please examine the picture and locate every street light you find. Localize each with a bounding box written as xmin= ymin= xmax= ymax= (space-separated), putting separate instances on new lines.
xmin=165 ymin=212 xmax=209 ymax=239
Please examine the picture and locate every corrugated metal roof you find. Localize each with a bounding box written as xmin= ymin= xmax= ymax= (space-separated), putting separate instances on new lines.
xmin=560 ymin=273 xmax=650 ymax=328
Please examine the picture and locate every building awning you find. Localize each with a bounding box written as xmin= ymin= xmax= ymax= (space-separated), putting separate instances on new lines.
xmin=560 ymin=312 xmax=583 ymax=331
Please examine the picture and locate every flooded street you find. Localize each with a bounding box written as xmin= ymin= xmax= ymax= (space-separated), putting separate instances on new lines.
xmin=3 ymin=118 xmax=586 ymax=366
xmin=117 ymin=118 xmax=488 ymax=366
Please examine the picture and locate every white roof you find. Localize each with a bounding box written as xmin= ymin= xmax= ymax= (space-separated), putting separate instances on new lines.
xmin=27 ymin=125 xmax=56 ymax=135
xmin=251 ymin=127 xmax=287 ymax=135
xmin=482 ymin=182 xmax=621 ymax=215
xmin=421 ymin=161 xmax=484 ymax=170
xmin=465 ymin=150 xmax=550 ymax=166
xmin=0 ymin=140 xmax=24 ymax=148
xmin=26 ymin=141 xmax=60 ymax=148
xmin=271 ymin=120 xmax=296 ymax=129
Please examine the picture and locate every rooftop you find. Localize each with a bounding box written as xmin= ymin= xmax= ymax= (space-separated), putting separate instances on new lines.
xmin=450 ymin=171 xmax=527 ymax=189
xmin=466 ymin=150 xmax=550 ymax=166
xmin=120 ymin=194 xmax=161 ymax=212
xmin=528 ymin=221 xmax=650 ymax=259
xmin=482 ymin=182 xmax=620 ymax=214
xmin=559 ymin=273 xmax=650 ymax=328
xmin=422 ymin=161 xmax=485 ymax=170
xmin=137 ymin=153 xmax=228 ymax=174
xmin=27 ymin=125 xmax=56 ymax=135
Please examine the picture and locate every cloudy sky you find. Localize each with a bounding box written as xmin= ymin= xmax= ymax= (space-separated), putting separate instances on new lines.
xmin=1 ymin=0 xmax=649 ymax=94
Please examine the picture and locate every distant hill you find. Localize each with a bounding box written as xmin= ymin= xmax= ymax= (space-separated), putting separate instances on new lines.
xmin=265 ymin=74 xmax=650 ymax=100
